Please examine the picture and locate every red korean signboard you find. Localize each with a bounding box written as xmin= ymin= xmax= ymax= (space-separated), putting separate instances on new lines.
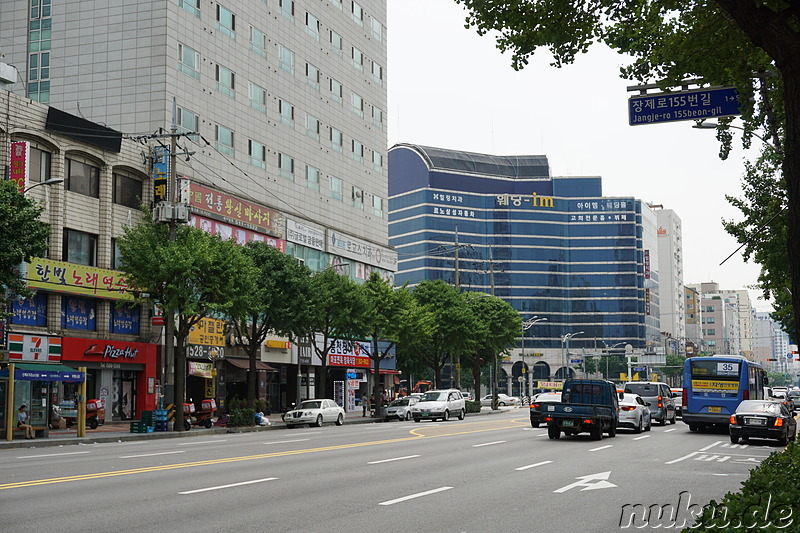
xmin=188 ymin=182 xmax=278 ymax=235
xmin=61 ymin=337 xmax=156 ymax=364
xmin=9 ymin=141 xmax=29 ymax=193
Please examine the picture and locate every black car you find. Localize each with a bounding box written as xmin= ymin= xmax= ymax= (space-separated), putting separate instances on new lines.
xmin=529 ymin=392 xmax=562 ymax=428
xmin=787 ymin=390 xmax=800 ymax=412
xmin=729 ymin=400 xmax=797 ymax=446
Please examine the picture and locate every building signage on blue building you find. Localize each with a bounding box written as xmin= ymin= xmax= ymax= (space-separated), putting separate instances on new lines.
xmin=628 ymin=86 xmax=740 ymax=126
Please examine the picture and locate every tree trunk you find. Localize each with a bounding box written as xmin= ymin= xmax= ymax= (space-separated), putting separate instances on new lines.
xmin=247 ymin=318 xmax=258 ymax=409
xmin=174 ymin=326 xmax=187 ymax=432
xmin=472 ymin=356 xmax=481 ymax=398
xmin=783 ymin=68 xmax=800 ymax=340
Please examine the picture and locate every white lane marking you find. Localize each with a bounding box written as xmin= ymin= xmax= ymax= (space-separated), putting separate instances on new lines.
xmin=589 ymin=445 xmax=612 ymax=452
xmin=262 ymin=439 xmax=310 ymax=445
xmin=177 ymin=440 xmax=228 ymax=446
xmin=472 ymin=441 xmax=506 ymax=448
xmin=633 ymin=435 xmax=651 ymax=441
xmin=379 ymin=486 xmax=453 ymax=506
xmin=536 ymin=433 xmax=549 ymax=437
xmin=699 ymin=440 xmax=723 ymax=452
xmin=664 ymin=428 xmax=677 ymax=432
xmin=179 ymin=477 xmax=278 ymax=495
xmin=119 ymin=450 xmax=186 ymax=459
xmin=516 ymin=460 xmax=553 ymax=471
xmin=368 ymin=455 xmax=421 ymax=465
xmin=665 ymin=452 xmax=699 ymax=465
xmin=554 ymin=472 xmax=616 ymax=493
xmin=17 ymin=451 xmax=90 ymax=459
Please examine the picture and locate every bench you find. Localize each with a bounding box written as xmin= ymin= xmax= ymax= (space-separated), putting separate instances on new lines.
xmin=12 ymin=426 xmax=47 ymax=439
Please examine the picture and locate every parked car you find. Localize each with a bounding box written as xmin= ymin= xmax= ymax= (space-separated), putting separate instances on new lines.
xmin=623 ymin=381 xmax=677 ymax=425
xmin=729 ymin=400 xmax=797 ymax=445
xmin=411 ymin=389 xmax=466 ymax=422
xmin=384 ymin=396 xmax=419 ymax=422
xmin=461 ymin=391 xmax=474 ymax=401
xmin=480 ymin=393 xmax=520 ymax=407
xmin=529 ymin=392 xmax=562 ymax=428
xmin=671 ymin=388 xmax=683 ymax=418
xmin=788 ymin=390 xmax=800 ymax=412
xmin=617 ymin=393 xmax=652 ymax=433
xmin=282 ymin=399 xmax=345 ymax=428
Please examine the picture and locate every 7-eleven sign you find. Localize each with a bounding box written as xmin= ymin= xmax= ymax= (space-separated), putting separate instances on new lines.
xmin=8 ymin=334 xmax=62 ymax=362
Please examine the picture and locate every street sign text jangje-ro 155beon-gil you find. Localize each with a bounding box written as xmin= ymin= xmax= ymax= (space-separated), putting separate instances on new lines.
xmin=628 ymin=86 xmax=740 ymax=126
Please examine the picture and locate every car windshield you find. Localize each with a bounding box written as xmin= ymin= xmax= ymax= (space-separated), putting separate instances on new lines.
xmin=299 ymin=401 xmax=322 ymax=410
xmin=788 ymin=391 xmax=800 ymax=398
xmin=620 ymin=394 xmax=641 ymax=405
xmin=389 ymin=399 xmax=409 ymax=406
xmin=736 ymin=401 xmax=781 ymax=414
xmin=422 ymin=392 xmax=447 ymax=402
xmin=624 ymin=384 xmax=658 ymax=396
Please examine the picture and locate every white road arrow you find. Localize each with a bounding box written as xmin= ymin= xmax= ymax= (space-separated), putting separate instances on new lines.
xmin=553 ymin=471 xmax=617 ymax=493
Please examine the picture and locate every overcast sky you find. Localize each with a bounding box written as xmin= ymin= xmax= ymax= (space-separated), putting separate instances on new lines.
xmin=386 ymin=0 xmax=772 ymax=311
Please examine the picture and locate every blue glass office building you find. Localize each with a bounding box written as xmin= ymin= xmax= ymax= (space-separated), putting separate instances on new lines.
xmin=388 ymin=144 xmax=661 ymax=354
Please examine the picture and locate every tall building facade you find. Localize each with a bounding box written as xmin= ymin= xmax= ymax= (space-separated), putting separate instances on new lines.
xmin=654 ymin=207 xmax=685 ymax=351
xmin=2 ymin=0 xmax=393 ymax=410
xmin=388 ymin=144 xmax=661 ymax=380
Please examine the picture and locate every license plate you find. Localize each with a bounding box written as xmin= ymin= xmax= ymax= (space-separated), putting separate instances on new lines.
xmin=421 ymin=411 xmax=429 ymax=416
xmin=745 ymin=418 xmax=766 ymax=426
xmin=708 ymin=406 xmax=722 ymax=413
xmin=562 ymin=420 xmax=574 ymax=427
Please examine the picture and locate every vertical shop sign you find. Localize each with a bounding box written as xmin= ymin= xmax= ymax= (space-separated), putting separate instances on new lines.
xmin=333 ymin=380 xmax=344 ymax=408
xmin=9 ymin=141 xmax=29 ymax=193
xmin=153 ymin=145 xmax=169 ymax=202
xmin=644 ymin=250 xmax=650 ymax=279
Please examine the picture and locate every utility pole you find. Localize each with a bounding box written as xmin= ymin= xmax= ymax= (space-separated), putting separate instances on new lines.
xmin=453 ymin=224 xmax=460 ymax=390
xmin=490 ymin=256 xmax=498 ymax=410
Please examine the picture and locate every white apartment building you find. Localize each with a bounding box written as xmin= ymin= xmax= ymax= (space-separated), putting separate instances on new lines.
xmin=654 ymin=207 xmax=685 ymax=351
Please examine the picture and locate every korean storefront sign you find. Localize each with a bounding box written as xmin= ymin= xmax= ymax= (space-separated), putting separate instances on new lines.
xmin=188 ymin=182 xmax=280 ymax=236
xmin=61 ymin=297 xmax=96 ymax=331
xmin=327 ymin=230 xmax=397 ymax=271
xmin=110 ymin=302 xmax=140 ymax=335
xmin=286 ymin=219 xmax=325 ymax=251
xmin=26 ymin=257 xmax=133 ymax=300
xmin=188 ymin=317 xmax=226 ymax=347
xmin=9 ymin=141 xmax=29 ymax=193
xmin=327 ymin=339 xmax=371 ymax=368
xmin=188 ymin=361 xmax=213 ymax=378
xmin=7 ymin=334 xmax=62 ymax=362
xmin=61 ymin=337 xmax=155 ymax=363
xmin=190 ymin=215 xmax=286 ymax=251
xmin=153 ymin=145 xmax=169 ymax=202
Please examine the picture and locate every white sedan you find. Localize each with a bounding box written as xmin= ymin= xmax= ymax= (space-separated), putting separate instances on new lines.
xmin=617 ymin=393 xmax=651 ymax=433
xmin=480 ymin=393 xmax=520 ymax=407
xmin=282 ymin=399 xmax=345 ymax=428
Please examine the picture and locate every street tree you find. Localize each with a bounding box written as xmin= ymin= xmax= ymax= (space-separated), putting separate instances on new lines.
xmin=117 ymin=216 xmax=257 ymax=430
xmin=227 ymin=241 xmax=314 ymax=409
xmin=303 ymin=268 xmax=369 ymax=398
xmin=362 ymin=272 xmax=434 ymax=404
xmin=0 ymin=180 xmax=50 ymax=315
xmin=454 ymin=0 xmax=800 ymax=337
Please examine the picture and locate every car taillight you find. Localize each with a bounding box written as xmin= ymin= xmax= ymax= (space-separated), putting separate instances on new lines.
xmin=583 ymin=419 xmax=593 ymax=424
xmin=657 ymin=395 xmax=663 ymax=408
xmin=729 ymin=415 xmax=736 ymax=424
xmin=531 ymin=403 xmax=539 ymax=409
xmin=682 ymin=388 xmax=688 ymax=407
xmin=621 ymin=406 xmax=636 ymax=411
xmin=743 ymin=390 xmax=749 ymax=401
xmin=775 ymin=418 xmax=784 ymax=427
xmin=544 ymin=417 xmax=552 ymax=422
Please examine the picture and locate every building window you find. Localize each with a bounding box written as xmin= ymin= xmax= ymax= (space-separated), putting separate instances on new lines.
xmin=351 ymin=92 xmax=364 ymax=117
xmin=352 ymin=47 xmax=363 ymax=71
xmin=278 ymin=153 xmax=294 ymax=180
xmin=112 ymin=238 xmax=125 ymax=269
xmin=306 ymin=114 xmax=320 ymax=141
xmin=372 ymin=195 xmax=383 ymax=217
xmin=372 ymin=150 xmax=383 ymax=172
xmin=178 ymin=0 xmax=200 ymax=17
xmin=215 ymin=64 xmax=235 ymax=97
xmin=248 ymin=140 xmax=266 ymax=169
xmin=306 ymin=63 xmax=320 ymax=90
xmin=63 ymin=228 xmax=97 ymax=266
xmin=330 ymin=127 xmax=343 ymax=152
xmin=329 ymin=78 xmax=342 ymax=103
xmin=279 ymin=45 xmax=294 ymax=74
xmin=707 ymin=328 xmax=716 ymax=335
xmin=305 ymin=12 xmax=319 ymax=40
xmin=113 ymin=173 xmax=143 ymax=208
xmin=215 ymin=124 xmax=235 ymax=156
xmin=279 ymin=0 xmax=294 ymax=21
xmin=178 ymin=43 xmax=200 ymax=79
xmin=250 ymin=26 xmax=267 ymax=57
xmin=372 ymin=106 xmax=383 ymax=129
xmin=306 ymin=165 xmax=320 ymax=192
xmin=329 ymin=176 xmax=343 ymax=201
xmin=352 ymin=140 xmax=363 ymax=162
xmin=216 ymin=4 xmax=236 ymax=39
xmin=330 ymin=0 xmax=342 ymax=9
xmin=371 ymin=17 xmax=383 ymax=41
xmin=330 ymin=30 xmax=342 ymax=56
xmin=279 ymin=99 xmax=294 ymax=127
xmin=177 ymin=106 xmax=200 ymax=141
xmin=66 ymin=157 xmax=99 ymax=198
xmin=62 ymin=296 xmax=97 ymax=331
xmin=29 ymin=147 xmax=51 ymax=184
xmin=249 ymin=82 xmax=267 ymax=113
xmin=351 ymin=1 xmax=363 ymax=25
xmin=707 ymin=316 xmax=715 ymax=324
xmin=371 ymin=61 xmax=383 ymax=85
xmin=352 ymin=185 xmax=364 ymax=209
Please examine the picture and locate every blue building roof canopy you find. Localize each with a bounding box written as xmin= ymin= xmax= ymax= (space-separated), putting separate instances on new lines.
xmin=399 ymin=144 xmax=550 ymax=179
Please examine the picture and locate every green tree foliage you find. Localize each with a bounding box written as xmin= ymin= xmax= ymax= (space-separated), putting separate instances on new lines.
xmin=117 ymin=215 xmax=257 ymax=430
xmin=466 ymin=293 xmax=521 ymax=397
xmin=227 ymin=241 xmax=313 ymax=409
xmin=454 ymin=0 xmax=800 ymax=336
xmin=0 ymin=180 xmax=50 ymax=314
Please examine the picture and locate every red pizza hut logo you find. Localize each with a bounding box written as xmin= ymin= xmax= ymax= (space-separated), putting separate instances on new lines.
xmin=84 ymin=344 xmax=140 ymax=359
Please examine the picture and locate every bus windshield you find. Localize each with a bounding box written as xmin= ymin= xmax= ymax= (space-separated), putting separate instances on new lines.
xmin=690 ymin=359 xmax=740 ymax=379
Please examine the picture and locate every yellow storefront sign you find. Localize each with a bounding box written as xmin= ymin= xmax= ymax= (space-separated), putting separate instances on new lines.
xmin=692 ymin=380 xmax=739 ymax=391
xmin=26 ymin=257 xmax=134 ymax=301
xmin=188 ymin=317 xmax=226 ymax=347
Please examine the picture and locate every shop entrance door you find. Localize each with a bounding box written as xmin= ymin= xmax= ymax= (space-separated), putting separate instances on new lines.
xmin=113 ymin=371 xmax=137 ymax=420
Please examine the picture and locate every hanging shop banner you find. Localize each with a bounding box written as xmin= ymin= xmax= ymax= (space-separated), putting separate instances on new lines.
xmin=188 ymin=361 xmax=213 ymax=378
xmin=9 ymin=141 xmax=29 ymax=193
xmin=286 ymin=219 xmax=325 ymax=251
xmin=327 ymin=230 xmax=397 ymax=271
xmin=61 ymin=296 xmax=97 ymax=331
xmin=153 ymin=145 xmax=169 ymax=202
xmin=7 ymin=334 xmax=62 ymax=362
xmin=26 ymin=257 xmax=134 ymax=300
xmin=188 ymin=317 xmax=226 ymax=347
xmin=190 ymin=215 xmax=285 ymax=251
xmin=188 ymin=182 xmax=280 ymax=236
xmin=11 ymin=293 xmax=47 ymax=326
xmin=109 ymin=302 xmax=141 ymax=335
xmin=327 ymin=339 xmax=371 ymax=368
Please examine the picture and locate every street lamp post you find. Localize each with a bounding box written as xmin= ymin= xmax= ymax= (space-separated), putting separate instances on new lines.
xmin=560 ymin=331 xmax=584 ymax=380
xmin=21 ymin=177 xmax=64 ymax=194
xmin=522 ymin=316 xmax=547 ymax=397
xmin=601 ymin=341 xmax=625 ymax=379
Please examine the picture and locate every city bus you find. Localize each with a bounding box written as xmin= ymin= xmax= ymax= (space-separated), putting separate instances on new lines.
xmin=682 ymin=355 xmax=767 ymax=431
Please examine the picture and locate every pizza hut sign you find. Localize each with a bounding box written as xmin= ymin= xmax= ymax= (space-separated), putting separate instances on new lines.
xmin=83 ymin=343 xmax=140 ymax=359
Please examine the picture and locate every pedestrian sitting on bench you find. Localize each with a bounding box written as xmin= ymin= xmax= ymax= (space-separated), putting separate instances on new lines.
xmin=18 ymin=405 xmax=35 ymax=439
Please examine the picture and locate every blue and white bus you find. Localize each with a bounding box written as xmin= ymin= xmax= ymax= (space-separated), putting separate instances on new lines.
xmin=682 ymin=355 xmax=767 ymax=431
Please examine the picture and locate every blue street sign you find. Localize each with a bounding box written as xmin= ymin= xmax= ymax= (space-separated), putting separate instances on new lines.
xmin=570 ymin=359 xmax=582 ymax=364
xmin=629 ymin=86 xmax=740 ymax=126
xmin=633 ymin=367 xmax=646 ymax=371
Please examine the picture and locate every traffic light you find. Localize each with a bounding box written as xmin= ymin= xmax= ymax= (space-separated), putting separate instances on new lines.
xmin=767 ymin=358 xmax=778 ymax=361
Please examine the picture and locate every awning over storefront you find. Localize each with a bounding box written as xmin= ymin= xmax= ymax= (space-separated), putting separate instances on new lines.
xmin=0 ymin=363 xmax=85 ymax=382
xmin=226 ymin=358 xmax=276 ymax=371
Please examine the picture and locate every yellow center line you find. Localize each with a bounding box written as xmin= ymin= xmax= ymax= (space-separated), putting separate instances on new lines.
xmin=2 ymin=416 xmax=529 ymax=490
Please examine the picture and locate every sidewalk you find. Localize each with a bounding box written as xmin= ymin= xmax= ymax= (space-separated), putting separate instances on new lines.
xmin=0 ymin=406 xmax=518 ymax=450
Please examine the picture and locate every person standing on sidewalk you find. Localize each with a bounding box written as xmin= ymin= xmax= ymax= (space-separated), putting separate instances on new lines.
xmin=362 ymin=393 xmax=371 ymax=417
